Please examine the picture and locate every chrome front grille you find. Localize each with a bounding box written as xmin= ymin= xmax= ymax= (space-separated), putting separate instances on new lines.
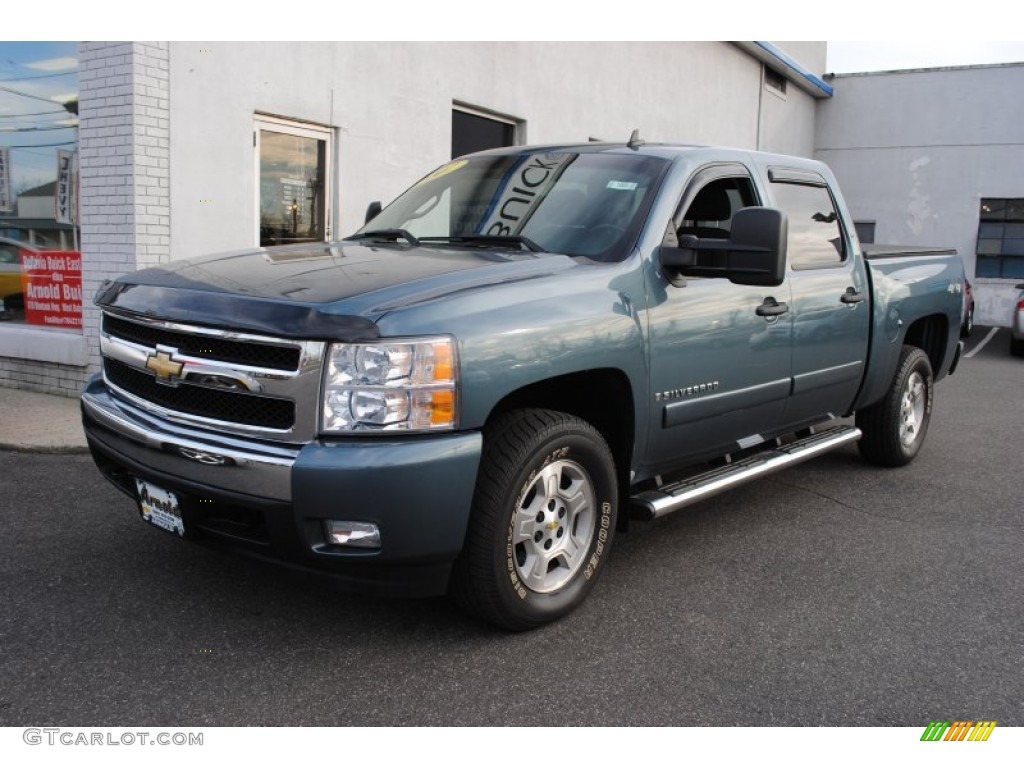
xmin=103 ymin=313 xmax=302 ymax=371
xmin=100 ymin=311 xmax=325 ymax=441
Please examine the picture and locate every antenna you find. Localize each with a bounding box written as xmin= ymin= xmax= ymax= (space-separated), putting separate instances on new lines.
xmin=627 ymin=129 xmax=644 ymax=150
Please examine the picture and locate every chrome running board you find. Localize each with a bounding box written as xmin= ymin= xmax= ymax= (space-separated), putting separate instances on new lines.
xmin=631 ymin=425 xmax=862 ymax=521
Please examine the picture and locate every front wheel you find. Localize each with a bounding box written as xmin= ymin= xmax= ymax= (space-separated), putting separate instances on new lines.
xmin=450 ymin=409 xmax=618 ymax=631
xmin=856 ymin=345 xmax=934 ymax=467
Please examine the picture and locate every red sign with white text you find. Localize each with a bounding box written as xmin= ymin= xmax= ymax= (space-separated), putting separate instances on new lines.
xmin=20 ymin=249 xmax=83 ymax=329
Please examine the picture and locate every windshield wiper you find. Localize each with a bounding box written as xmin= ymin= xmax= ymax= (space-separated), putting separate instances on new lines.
xmin=344 ymin=229 xmax=420 ymax=246
xmin=418 ymin=234 xmax=543 ymax=253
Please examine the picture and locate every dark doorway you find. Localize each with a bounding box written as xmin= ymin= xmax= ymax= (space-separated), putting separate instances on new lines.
xmin=451 ymin=109 xmax=516 ymax=159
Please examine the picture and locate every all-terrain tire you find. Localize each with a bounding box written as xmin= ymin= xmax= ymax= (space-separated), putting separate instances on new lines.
xmin=856 ymin=345 xmax=934 ymax=467
xmin=450 ymin=408 xmax=618 ymax=631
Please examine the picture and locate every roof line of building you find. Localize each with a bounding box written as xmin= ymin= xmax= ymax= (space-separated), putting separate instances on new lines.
xmin=824 ymin=60 xmax=1024 ymax=79
xmin=734 ymin=41 xmax=833 ymax=99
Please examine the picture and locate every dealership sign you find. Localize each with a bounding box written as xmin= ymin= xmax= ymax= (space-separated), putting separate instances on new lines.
xmin=20 ymin=249 xmax=83 ymax=329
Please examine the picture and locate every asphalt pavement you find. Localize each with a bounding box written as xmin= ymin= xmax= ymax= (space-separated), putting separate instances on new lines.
xmin=0 ymin=328 xmax=1020 ymax=725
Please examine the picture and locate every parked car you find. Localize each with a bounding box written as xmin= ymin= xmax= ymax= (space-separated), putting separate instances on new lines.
xmin=0 ymin=236 xmax=47 ymax=319
xmin=1012 ymin=283 xmax=1024 ymax=356
xmin=961 ymin=277 xmax=975 ymax=337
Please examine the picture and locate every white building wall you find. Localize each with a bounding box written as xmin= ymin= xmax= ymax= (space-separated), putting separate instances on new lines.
xmin=168 ymin=41 xmax=821 ymax=261
xmin=759 ymin=81 xmax=817 ymax=157
xmin=771 ymin=41 xmax=827 ymax=74
xmin=0 ymin=40 xmax=826 ymax=396
xmin=815 ymin=63 xmax=1024 ymax=326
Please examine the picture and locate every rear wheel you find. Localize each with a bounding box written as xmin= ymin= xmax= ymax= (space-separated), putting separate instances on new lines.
xmin=450 ymin=408 xmax=617 ymax=631
xmin=1011 ymin=336 xmax=1024 ymax=357
xmin=856 ymin=346 xmax=934 ymax=467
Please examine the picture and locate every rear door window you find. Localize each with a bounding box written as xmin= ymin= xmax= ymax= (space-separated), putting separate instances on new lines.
xmin=770 ymin=181 xmax=845 ymax=269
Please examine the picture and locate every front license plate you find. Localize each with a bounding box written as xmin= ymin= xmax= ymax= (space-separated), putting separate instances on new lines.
xmin=135 ymin=479 xmax=185 ymax=537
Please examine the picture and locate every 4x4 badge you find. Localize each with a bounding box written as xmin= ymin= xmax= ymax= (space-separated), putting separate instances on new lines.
xmin=146 ymin=349 xmax=184 ymax=382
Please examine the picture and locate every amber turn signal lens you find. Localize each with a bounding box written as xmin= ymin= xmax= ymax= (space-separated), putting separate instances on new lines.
xmin=430 ymin=390 xmax=455 ymax=425
xmin=432 ymin=342 xmax=454 ymax=382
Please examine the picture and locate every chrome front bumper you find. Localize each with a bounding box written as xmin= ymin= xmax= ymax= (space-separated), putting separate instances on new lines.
xmin=81 ymin=376 xmax=299 ymax=502
xmin=82 ymin=374 xmax=485 ymax=596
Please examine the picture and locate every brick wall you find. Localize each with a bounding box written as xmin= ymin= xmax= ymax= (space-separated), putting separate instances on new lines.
xmin=0 ymin=41 xmax=170 ymax=397
xmin=0 ymin=357 xmax=91 ymax=397
xmin=131 ymin=42 xmax=170 ymax=270
xmin=80 ymin=41 xmax=170 ymax=375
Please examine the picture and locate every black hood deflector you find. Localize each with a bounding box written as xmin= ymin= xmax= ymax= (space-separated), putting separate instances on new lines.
xmin=95 ymin=281 xmax=380 ymax=340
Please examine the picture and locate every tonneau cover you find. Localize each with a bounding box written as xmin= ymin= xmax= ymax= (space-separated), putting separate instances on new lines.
xmin=862 ymin=244 xmax=957 ymax=260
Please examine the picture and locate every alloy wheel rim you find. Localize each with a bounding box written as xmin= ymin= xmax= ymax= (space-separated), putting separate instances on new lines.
xmin=512 ymin=459 xmax=596 ymax=593
xmin=899 ymin=372 xmax=926 ymax=447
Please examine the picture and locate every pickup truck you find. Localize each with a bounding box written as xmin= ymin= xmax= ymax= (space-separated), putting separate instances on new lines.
xmin=81 ymin=141 xmax=965 ymax=630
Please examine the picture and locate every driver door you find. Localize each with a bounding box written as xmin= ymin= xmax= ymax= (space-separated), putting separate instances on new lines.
xmin=643 ymin=165 xmax=793 ymax=474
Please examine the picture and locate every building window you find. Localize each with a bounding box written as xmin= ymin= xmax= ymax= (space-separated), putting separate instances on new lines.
xmin=255 ymin=116 xmax=331 ymax=247
xmin=0 ymin=41 xmax=80 ymax=331
xmin=451 ymin=106 xmax=518 ymax=159
xmin=764 ymin=67 xmax=787 ymax=96
xmin=976 ymin=198 xmax=1024 ymax=278
xmin=771 ymin=181 xmax=845 ymax=269
xmin=854 ymin=221 xmax=876 ymax=244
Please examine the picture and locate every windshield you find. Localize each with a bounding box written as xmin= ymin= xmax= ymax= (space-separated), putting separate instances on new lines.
xmin=356 ymin=151 xmax=668 ymax=260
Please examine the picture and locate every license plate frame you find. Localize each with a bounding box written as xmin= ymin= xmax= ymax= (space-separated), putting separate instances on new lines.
xmin=135 ymin=478 xmax=185 ymax=537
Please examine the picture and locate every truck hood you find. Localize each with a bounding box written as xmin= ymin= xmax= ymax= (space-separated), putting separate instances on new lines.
xmin=95 ymin=241 xmax=576 ymax=339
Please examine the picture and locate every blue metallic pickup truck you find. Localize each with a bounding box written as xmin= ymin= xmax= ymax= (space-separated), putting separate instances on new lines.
xmin=82 ymin=141 xmax=964 ymax=630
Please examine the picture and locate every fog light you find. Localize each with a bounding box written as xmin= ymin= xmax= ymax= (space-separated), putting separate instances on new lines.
xmin=324 ymin=520 xmax=381 ymax=549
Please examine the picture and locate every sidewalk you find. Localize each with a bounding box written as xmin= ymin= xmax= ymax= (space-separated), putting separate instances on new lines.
xmin=0 ymin=387 xmax=89 ymax=453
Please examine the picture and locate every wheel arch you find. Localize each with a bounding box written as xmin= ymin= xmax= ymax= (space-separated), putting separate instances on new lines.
xmin=902 ymin=313 xmax=949 ymax=376
xmin=485 ymin=369 xmax=635 ymax=529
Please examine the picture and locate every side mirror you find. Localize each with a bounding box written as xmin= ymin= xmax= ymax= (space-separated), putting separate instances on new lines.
xmin=659 ymin=207 xmax=787 ymax=287
xmin=365 ymin=201 xmax=382 ymax=224
xmin=727 ymin=207 xmax=787 ymax=287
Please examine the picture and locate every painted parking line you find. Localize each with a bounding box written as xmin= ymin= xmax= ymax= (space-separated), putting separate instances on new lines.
xmin=963 ymin=327 xmax=999 ymax=359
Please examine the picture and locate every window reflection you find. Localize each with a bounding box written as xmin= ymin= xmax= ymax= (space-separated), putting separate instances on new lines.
xmin=259 ymin=130 xmax=326 ymax=247
xmin=771 ymin=182 xmax=845 ymax=269
xmin=976 ymin=198 xmax=1024 ymax=278
xmin=0 ymin=41 xmax=80 ymax=330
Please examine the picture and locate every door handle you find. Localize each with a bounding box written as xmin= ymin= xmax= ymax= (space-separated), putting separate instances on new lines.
xmin=755 ymin=297 xmax=789 ymax=318
xmin=840 ymin=287 xmax=866 ymax=304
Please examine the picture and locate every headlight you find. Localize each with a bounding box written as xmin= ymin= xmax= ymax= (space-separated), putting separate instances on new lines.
xmin=321 ymin=336 xmax=457 ymax=433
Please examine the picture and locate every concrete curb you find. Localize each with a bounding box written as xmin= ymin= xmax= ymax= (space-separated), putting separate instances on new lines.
xmin=0 ymin=386 xmax=89 ymax=453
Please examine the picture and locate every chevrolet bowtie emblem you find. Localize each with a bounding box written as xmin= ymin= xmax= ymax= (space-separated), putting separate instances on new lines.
xmin=146 ymin=350 xmax=184 ymax=381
